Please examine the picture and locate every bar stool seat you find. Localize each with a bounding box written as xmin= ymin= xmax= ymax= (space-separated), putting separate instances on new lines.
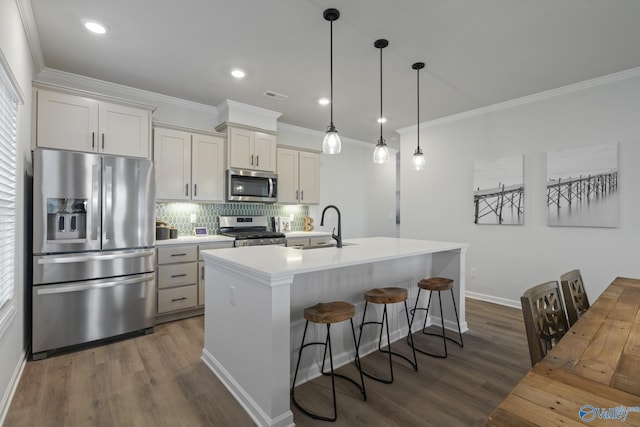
xmin=409 ymin=277 xmax=463 ymax=359
xmin=357 ymin=287 xmax=417 ymax=384
xmin=291 ymin=301 xmax=366 ymax=422
xmin=304 ymin=301 xmax=355 ymax=324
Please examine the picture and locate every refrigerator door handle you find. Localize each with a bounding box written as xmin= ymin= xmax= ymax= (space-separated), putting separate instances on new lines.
xmin=36 ymin=273 xmax=155 ymax=295
xmin=37 ymin=249 xmax=155 ymax=265
xmin=104 ymin=165 xmax=113 ymax=240
xmin=91 ymin=163 xmax=100 ymax=241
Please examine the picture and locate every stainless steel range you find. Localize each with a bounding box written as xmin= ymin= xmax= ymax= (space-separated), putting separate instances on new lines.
xmin=219 ymin=216 xmax=285 ymax=247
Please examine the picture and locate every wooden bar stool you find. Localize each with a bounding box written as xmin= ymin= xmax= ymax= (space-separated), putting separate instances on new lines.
xmin=291 ymin=301 xmax=366 ymax=422
xmin=409 ymin=277 xmax=463 ymax=358
xmin=357 ymin=287 xmax=418 ymax=384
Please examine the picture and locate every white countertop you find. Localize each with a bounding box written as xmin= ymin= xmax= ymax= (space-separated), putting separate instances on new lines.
xmin=201 ymin=236 xmax=468 ymax=281
xmin=155 ymin=235 xmax=235 ymax=246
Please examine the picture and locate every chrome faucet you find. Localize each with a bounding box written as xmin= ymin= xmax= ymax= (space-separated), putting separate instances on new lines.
xmin=320 ymin=205 xmax=342 ymax=248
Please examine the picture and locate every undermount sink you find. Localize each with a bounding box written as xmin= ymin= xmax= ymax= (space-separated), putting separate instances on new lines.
xmin=291 ymin=242 xmax=358 ymax=250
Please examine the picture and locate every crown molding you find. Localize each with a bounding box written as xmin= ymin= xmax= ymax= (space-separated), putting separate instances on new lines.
xmin=397 ymin=66 xmax=640 ymax=135
xmin=15 ymin=0 xmax=44 ymax=72
xmin=37 ymin=68 xmax=218 ymax=114
xmin=217 ymin=99 xmax=282 ymax=120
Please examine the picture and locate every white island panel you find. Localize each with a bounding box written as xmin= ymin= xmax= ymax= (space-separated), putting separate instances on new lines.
xmin=201 ymin=237 xmax=468 ymax=427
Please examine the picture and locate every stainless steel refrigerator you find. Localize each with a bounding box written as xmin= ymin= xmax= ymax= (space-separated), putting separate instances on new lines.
xmin=32 ymin=148 xmax=156 ymax=359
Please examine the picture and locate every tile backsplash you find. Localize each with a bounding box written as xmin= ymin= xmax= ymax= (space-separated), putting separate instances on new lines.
xmin=156 ymin=202 xmax=309 ymax=236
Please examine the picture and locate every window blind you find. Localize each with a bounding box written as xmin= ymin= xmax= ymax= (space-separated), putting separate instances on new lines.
xmin=0 ymin=52 xmax=19 ymax=321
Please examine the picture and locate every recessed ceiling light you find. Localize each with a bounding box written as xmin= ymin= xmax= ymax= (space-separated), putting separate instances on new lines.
xmin=83 ymin=21 xmax=108 ymax=34
xmin=231 ymin=69 xmax=246 ymax=79
xmin=377 ymin=117 xmax=387 ymax=123
xmin=318 ymin=98 xmax=330 ymax=106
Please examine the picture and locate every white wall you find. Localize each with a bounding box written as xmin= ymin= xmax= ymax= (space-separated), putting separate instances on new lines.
xmin=400 ymin=70 xmax=640 ymax=306
xmin=278 ymin=123 xmax=397 ymax=239
xmin=0 ymin=0 xmax=36 ymax=422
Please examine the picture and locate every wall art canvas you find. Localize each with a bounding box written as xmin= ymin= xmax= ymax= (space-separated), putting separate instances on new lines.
xmin=547 ymin=142 xmax=618 ymax=227
xmin=473 ymin=155 xmax=524 ymax=225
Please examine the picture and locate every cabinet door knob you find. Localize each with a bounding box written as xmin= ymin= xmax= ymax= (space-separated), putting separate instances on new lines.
xmin=256 ymin=155 xmax=259 ymax=167
xmin=296 ymin=190 xmax=299 ymax=200
xmin=185 ymin=184 xmax=189 ymax=196
xmin=251 ymin=154 xmax=254 ymax=165
xmin=101 ymin=133 xmax=105 ymax=149
xmin=92 ymin=132 xmax=95 ymax=148
xmin=194 ymin=183 xmax=197 ymax=196
xmin=301 ymin=190 xmax=304 ymax=201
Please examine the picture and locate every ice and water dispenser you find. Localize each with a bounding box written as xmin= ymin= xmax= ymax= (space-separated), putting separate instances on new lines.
xmin=46 ymin=198 xmax=87 ymax=241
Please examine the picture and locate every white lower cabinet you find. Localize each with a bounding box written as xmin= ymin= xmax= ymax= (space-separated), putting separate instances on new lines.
xmin=156 ymin=245 xmax=198 ymax=317
xmin=285 ymin=235 xmax=332 ymax=248
xmin=156 ymin=240 xmax=234 ymax=322
xmin=197 ymin=241 xmax=234 ymax=306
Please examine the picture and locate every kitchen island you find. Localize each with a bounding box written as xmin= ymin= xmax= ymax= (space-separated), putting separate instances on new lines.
xmin=201 ymin=237 xmax=469 ymax=427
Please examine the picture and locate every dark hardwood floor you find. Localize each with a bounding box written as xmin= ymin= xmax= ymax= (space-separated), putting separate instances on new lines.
xmin=5 ymin=299 xmax=530 ymax=426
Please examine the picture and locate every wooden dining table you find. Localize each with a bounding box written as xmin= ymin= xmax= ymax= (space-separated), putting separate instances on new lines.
xmin=487 ymin=276 xmax=640 ymax=426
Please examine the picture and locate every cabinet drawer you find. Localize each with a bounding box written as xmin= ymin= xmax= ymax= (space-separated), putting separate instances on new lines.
xmin=157 ymin=263 xmax=197 ymax=288
xmin=310 ymin=236 xmax=332 ymax=247
xmin=157 ymin=245 xmax=197 ymax=264
xmin=158 ymin=285 xmax=197 ymax=313
xmin=286 ymin=237 xmax=309 ymax=247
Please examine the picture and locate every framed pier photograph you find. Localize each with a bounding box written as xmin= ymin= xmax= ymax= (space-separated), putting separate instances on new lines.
xmin=546 ymin=142 xmax=618 ymax=228
xmin=473 ymin=155 xmax=524 ymax=225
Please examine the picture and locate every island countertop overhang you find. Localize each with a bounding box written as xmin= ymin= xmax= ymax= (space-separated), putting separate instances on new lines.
xmin=201 ymin=237 xmax=469 ymax=286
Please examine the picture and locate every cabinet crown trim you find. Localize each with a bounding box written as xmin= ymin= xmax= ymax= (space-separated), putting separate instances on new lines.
xmin=33 ymin=81 xmax=157 ymax=112
xmin=153 ymin=121 xmax=226 ymax=138
xmin=277 ymin=145 xmax=322 ymax=154
xmin=215 ymin=122 xmax=278 ymax=136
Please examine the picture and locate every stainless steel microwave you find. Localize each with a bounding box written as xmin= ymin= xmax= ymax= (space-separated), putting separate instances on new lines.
xmin=226 ymin=169 xmax=278 ymax=203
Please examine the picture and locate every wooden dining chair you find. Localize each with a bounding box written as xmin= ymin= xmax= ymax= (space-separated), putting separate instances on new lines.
xmin=560 ymin=269 xmax=590 ymax=327
xmin=520 ymin=281 xmax=570 ymax=366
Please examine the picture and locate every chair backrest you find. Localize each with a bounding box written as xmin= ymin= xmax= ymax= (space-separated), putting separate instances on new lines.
xmin=560 ymin=269 xmax=590 ymax=327
xmin=520 ymin=281 xmax=570 ymax=366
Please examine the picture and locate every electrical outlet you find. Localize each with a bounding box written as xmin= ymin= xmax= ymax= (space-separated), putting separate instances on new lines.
xmin=229 ymin=285 xmax=236 ymax=306
xmin=190 ymin=213 xmax=197 ymax=223
xmin=470 ymin=268 xmax=477 ymax=278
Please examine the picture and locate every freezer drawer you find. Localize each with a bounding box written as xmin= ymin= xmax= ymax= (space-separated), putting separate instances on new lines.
xmin=32 ymin=273 xmax=156 ymax=355
xmin=33 ymin=248 xmax=155 ymax=285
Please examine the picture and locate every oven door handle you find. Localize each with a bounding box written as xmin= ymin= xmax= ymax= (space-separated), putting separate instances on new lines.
xmin=35 ymin=273 xmax=155 ymax=295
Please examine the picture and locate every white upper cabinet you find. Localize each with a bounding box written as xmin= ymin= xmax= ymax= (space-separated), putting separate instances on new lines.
xmin=35 ymin=87 xmax=152 ymax=158
xmin=191 ymin=133 xmax=225 ymax=202
xmin=153 ymin=125 xmax=225 ymax=202
xmin=219 ymin=123 xmax=277 ymax=172
xmin=276 ymin=147 xmax=320 ymax=205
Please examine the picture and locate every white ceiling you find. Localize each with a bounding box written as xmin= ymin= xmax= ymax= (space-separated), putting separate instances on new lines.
xmin=29 ymin=0 xmax=640 ymax=145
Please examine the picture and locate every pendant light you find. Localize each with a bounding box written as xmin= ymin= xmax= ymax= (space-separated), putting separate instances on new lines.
xmin=373 ymin=39 xmax=390 ymax=164
xmin=411 ymin=62 xmax=426 ymax=170
xmin=322 ymin=8 xmax=341 ymax=154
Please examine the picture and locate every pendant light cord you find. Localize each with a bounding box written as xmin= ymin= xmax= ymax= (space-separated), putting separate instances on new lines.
xmin=416 ymin=66 xmax=420 ymax=150
xmin=379 ymin=46 xmax=383 ymax=141
xmin=330 ymin=19 xmax=334 ymax=127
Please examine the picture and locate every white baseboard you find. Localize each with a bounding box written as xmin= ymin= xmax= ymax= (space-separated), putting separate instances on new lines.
xmin=201 ymin=349 xmax=294 ymax=427
xmin=466 ymin=291 xmax=521 ymax=309
xmin=0 ymin=350 xmax=27 ymax=426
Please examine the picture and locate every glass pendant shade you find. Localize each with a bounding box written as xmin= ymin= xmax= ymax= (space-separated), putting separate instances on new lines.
xmin=373 ymin=140 xmax=390 ymax=164
xmin=323 ymin=125 xmax=341 ymax=154
xmin=412 ymin=147 xmax=426 ymax=170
